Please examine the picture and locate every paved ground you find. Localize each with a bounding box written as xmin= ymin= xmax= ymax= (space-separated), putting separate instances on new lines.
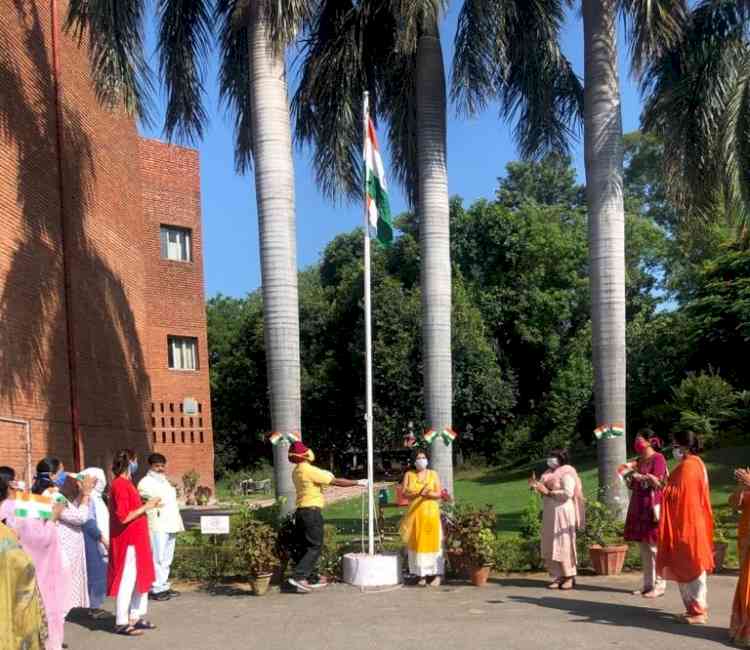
xmin=65 ymin=572 xmax=739 ymax=649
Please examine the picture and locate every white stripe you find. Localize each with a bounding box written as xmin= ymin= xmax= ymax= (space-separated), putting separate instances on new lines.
xmin=364 ymin=122 xmax=388 ymax=191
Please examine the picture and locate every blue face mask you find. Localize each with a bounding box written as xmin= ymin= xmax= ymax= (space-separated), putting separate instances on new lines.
xmin=129 ymin=461 xmax=139 ymax=476
xmin=53 ymin=471 xmax=68 ymax=487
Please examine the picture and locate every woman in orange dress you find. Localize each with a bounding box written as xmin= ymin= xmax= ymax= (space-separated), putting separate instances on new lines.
xmin=729 ymin=467 xmax=750 ymax=645
xmin=657 ymin=431 xmax=714 ymax=625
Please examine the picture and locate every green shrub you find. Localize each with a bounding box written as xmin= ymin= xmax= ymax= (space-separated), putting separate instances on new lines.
xmin=670 ymin=368 xmax=738 ymax=446
xmin=493 ymin=535 xmax=526 ymax=573
xmin=519 ymin=493 xmax=544 ymax=570
xmin=171 ymin=530 xmax=239 ymax=582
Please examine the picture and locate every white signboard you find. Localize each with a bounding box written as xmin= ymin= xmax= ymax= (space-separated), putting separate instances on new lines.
xmin=200 ymin=515 xmax=230 ymax=535
xmin=183 ymin=398 xmax=198 ymax=414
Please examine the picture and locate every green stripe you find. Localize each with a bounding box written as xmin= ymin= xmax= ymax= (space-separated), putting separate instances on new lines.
xmin=14 ymin=507 xmax=52 ymax=519
xmin=366 ymin=174 xmax=393 ymax=246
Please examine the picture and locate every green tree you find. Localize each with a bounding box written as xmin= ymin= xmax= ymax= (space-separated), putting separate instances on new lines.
xmin=452 ymin=0 xmax=687 ymax=510
xmin=66 ymin=0 xmax=314 ymax=511
xmin=641 ymin=1 xmax=750 ymax=239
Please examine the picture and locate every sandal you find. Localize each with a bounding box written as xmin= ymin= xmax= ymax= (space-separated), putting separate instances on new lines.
xmin=115 ymin=625 xmax=143 ymax=636
xmin=133 ymin=619 xmax=157 ymax=630
xmin=559 ymin=578 xmax=576 ymax=590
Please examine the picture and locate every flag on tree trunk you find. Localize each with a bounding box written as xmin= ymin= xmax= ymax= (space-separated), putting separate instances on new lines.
xmin=364 ymin=116 xmax=393 ymax=246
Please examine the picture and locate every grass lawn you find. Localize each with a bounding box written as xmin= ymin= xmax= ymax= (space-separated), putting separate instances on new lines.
xmin=324 ymin=445 xmax=750 ymax=564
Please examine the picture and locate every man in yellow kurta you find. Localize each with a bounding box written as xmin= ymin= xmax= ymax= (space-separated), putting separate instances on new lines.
xmin=286 ymin=441 xmax=367 ymax=593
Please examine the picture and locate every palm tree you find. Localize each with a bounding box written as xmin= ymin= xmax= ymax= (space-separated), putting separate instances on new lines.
xmin=452 ymin=0 xmax=685 ymax=510
xmin=294 ymin=0 xmax=455 ymax=492
xmin=65 ymin=0 xmax=312 ymax=512
xmin=641 ymin=1 xmax=750 ymax=241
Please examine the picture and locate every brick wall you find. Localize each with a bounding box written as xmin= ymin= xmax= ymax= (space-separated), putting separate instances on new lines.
xmin=0 ymin=0 xmax=213 ymax=491
xmin=140 ymin=140 xmax=214 ymax=490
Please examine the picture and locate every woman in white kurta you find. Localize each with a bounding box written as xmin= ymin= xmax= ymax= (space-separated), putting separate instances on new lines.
xmin=529 ymin=449 xmax=584 ymax=590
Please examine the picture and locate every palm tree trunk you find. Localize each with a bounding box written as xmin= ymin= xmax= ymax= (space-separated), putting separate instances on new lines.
xmin=583 ymin=0 xmax=627 ymax=513
xmin=416 ymin=15 xmax=453 ymax=494
xmin=248 ymin=3 xmax=300 ymax=514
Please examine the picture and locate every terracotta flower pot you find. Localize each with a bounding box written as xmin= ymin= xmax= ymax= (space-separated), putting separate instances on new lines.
xmin=588 ymin=544 xmax=628 ymax=576
xmin=470 ymin=565 xmax=491 ymax=587
xmin=713 ymin=542 xmax=729 ymax=574
xmin=250 ymin=572 xmax=273 ymax=596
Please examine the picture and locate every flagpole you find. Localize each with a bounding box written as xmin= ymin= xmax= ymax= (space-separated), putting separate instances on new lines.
xmin=363 ymin=91 xmax=375 ymax=556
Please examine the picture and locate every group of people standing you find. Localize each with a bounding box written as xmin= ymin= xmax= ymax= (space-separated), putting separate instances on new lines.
xmin=529 ymin=428 xmax=750 ymax=643
xmin=0 ymin=448 xmax=184 ymax=648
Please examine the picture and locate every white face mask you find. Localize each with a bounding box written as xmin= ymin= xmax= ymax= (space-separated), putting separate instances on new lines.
xmin=673 ymin=447 xmax=684 ymax=461
xmin=546 ymin=457 xmax=560 ymax=469
xmin=415 ymin=458 xmax=428 ymax=471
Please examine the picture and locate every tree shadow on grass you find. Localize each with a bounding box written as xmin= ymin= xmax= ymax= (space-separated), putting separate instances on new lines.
xmin=508 ymin=595 xmax=730 ymax=645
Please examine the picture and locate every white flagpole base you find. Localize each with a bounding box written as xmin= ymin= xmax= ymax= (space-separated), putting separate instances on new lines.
xmin=342 ymin=552 xmax=401 ymax=587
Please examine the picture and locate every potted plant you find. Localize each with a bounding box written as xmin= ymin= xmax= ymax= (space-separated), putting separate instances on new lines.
xmin=444 ymin=505 xmax=496 ymax=586
xmin=231 ymin=508 xmax=279 ymax=595
xmin=583 ymin=500 xmax=628 ymax=576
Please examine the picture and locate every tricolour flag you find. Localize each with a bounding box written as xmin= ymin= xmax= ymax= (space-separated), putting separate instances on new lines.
xmin=14 ymin=492 xmax=54 ymax=520
xmin=594 ymin=424 xmax=625 ymax=440
xmin=364 ymin=116 xmax=393 ymax=246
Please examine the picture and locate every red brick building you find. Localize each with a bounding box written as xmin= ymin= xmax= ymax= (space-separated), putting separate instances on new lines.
xmin=0 ymin=0 xmax=214 ymax=490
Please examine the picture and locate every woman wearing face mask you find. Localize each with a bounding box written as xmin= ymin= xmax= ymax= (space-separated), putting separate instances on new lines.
xmin=529 ymin=449 xmax=585 ymax=590
xmin=623 ymin=430 xmax=668 ymax=598
xmin=657 ymin=431 xmax=714 ymax=625
xmin=107 ymin=449 xmax=160 ymax=636
xmin=400 ymin=450 xmax=444 ymax=586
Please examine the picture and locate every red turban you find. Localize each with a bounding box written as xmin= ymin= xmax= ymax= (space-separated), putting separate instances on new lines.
xmin=289 ymin=441 xmax=313 ymax=464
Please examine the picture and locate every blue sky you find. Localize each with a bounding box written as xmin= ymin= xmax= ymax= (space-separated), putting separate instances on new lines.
xmin=139 ymin=6 xmax=644 ymax=298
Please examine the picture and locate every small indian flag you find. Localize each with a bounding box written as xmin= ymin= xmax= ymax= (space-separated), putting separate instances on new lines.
xmin=266 ymin=431 xmax=300 ymax=446
xmin=14 ymin=492 xmax=54 ymax=520
xmin=364 ymin=115 xmax=393 ymax=246
xmin=441 ymin=428 xmax=458 ymax=445
xmin=594 ymin=424 xmax=626 ymax=440
xmin=422 ymin=429 xmax=438 ymax=444
xmin=617 ymin=462 xmax=636 ymax=481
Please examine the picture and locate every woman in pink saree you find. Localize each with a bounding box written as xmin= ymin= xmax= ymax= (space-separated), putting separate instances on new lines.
xmin=529 ymin=449 xmax=585 ymax=590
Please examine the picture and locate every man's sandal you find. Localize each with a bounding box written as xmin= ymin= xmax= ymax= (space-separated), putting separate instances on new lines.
xmin=115 ymin=625 xmax=143 ymax=636
xmin=133 ymin=619 xmax=157 ymax=630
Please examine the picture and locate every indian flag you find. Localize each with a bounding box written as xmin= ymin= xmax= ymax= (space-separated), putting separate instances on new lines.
xmin=594 ymin=424 xmax=626 ymax=440
xmin=364 ymin=115 xmax=393 ymax=246
xmin=14 ymin=492 xmax=54 ymax=520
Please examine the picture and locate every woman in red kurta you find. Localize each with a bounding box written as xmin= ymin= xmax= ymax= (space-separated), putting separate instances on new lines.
xmin=108 ymin=449 xmax=160 ymax=636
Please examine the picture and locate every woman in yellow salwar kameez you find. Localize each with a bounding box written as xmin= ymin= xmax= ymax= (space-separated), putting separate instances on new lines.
xmin=729 ymin=467 xmax=750 ymax=646
xmin=0 ymin=476 xmax=47 ymax=650
xmin=400 ymin=451 xmax=444 ymax=586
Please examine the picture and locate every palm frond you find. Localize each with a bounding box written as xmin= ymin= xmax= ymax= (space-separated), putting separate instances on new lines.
xmin=641 ymin=0 xmax=750 ymax=232
xmin=452 ymin=0 xmax=583 ymax=158
xmin=293 ymin=0 xmax=398 ymax=201
xmin=620 ymin=0 xmax=689 ymax=75
xmin=215 ymin=0 xmax=253 ymax=172
xmin=381 ymin=46 xmax=419 ymax=206
xmin=64 ymin=0 xmax=153 ymax=123
xmin=157 ymin=0 xmax=213 ymax=143
xmin=388 ymin=0 xmax=446 ymax=55
xmin=264 ymin=0 xmax=316 ymax=53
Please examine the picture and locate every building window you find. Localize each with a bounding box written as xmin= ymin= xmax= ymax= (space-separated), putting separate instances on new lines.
xmin=168 ymin=336 xmax=198 ymax=371
xmin=160 ymin=225 xmax=192 ymax=262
